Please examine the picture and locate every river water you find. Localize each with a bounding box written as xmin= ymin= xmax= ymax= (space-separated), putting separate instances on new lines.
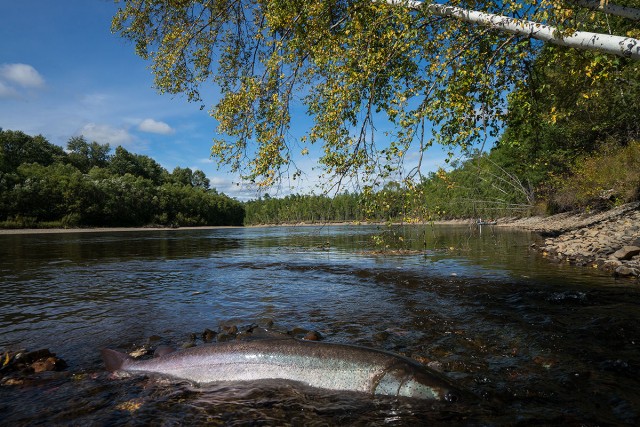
xmin=1 ymin=225 xmax=639 ymax=425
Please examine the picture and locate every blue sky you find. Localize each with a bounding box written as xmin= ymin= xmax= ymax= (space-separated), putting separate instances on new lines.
xmin=1 ymin=0 xmax=452 ymax=199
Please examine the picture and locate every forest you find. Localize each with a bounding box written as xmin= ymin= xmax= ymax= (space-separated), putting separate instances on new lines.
xmin=4 ymin=12 xmax=640 ymax=229
xmin=0 ymin=129 xmax=244 ymax=228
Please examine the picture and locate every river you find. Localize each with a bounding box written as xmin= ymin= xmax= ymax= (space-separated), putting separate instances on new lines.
xmin=1 ymin=225 xmax=639 ymax=425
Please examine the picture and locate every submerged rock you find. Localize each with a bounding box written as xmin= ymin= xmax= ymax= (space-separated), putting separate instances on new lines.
xmin=615 ymin=266 xmax=638 ymax=277
xmin=1 ymin=348 xmax=67 ymax=378
xmin=202 ymin=328 xmax=217 ymax=342
xmin=303 ymin=330 xmax=323 ymax=341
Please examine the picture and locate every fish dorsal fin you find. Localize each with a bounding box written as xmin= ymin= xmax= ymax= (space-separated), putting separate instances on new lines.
xmin=101 ymin=348 xmax=133 ymax=372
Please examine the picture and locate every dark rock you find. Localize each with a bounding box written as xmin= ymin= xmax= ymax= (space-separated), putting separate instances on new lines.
xmin=615 ymin=266 xmax=638 ymax=277
xmin=31 ymin=357 xmax=65 ymax=373
xmin=290 ymin=326 xmax=309 ymax=336
xmin=303 ymin=331 xmax=322 ymax=341
xmin=604 ymin=259 xmax=623 ymax=270
xmin=258 ymin=318 xmax=274 ymax=328
xmin=14 ymin=349 xmax=53 ymax=365
xmin=594 ymin=258 xmax=607 ymax=268
xmin=1 ymin=349 xmax=66 ymax=374
xmin=216 ymin=332 xmax=233 ymax=342
xmin=202 ymin=328 xmax=217 ymax=342
xmin=613 ymin=246 xmax=640 ymax=261
xmin=222 ymin=325 xmax=238 ymax=335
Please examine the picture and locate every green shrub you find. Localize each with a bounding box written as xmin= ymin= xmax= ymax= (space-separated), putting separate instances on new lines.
xmin=551 ymin=141 xmax=640 ymax=212
xmin=61 ymin=213 xmax=82 ymax=228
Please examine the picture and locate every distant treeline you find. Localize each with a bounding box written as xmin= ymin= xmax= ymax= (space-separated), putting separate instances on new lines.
xmin=0 ymin=129 xmax=244 ymax=228
xmin=244 ymin=193 xmax=363 ymax=225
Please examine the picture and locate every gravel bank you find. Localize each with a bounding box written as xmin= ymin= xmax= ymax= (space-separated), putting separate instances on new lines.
xmin=500 ymin=202 xmax=640 ymax=280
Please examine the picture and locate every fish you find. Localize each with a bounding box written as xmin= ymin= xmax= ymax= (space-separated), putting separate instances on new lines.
xmin=102 ymin=336 xmax=464 ymax=402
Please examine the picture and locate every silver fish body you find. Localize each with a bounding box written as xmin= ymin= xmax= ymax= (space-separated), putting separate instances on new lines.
xmin=102 ymin=338 xmax=462 ymax=401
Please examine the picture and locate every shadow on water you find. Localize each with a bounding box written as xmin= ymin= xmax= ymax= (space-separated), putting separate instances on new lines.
xmin=1 ymin=225 xmax=639 ymax=425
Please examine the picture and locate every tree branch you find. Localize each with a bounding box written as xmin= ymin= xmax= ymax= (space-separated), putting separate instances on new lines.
xmin=385 ymin=1 xmax=640 ymax=60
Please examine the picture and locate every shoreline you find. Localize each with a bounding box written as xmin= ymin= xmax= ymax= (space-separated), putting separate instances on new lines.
xmin=2 ymin=205 xmax=638 ymax=279
xmin=0 ymin=220 xmax=472 ymax=234
xmin=497 ymin=202 xmax=640 ymax=279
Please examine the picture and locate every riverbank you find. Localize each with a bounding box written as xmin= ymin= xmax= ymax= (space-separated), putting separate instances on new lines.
xmin=498 ymin=202 xmax=640 ymax=279
xmin=3 ymin=209 xmax=639 ymax=280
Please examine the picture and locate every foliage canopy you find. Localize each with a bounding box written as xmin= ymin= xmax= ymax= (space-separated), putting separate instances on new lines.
xmin=112 ymin=0 xmax=640 ymax=190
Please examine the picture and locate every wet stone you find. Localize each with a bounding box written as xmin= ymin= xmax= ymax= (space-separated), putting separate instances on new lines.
xmin=31 ymin=357 xmax=60 ymax=373
xmin=1 ymin=348 xmax=66 ymax=375
xmin=222 ymin=325 xmax=238 ymax=335
xmin=615 ymin=266 xmax=638 ymax=277
xmin=216 ymin=332 xmax=233 ymax=342
xmin=303 ymin=331 xmax=322 ymax=341
xmin=202 ymin=328 xmax=217 ymax=342
xmin=290 ymin=326 xmax=309 ymax=336
xmin=258 ymin=318 xmax=274 ymax=328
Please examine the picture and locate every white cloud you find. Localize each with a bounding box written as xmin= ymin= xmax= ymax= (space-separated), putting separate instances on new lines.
xmin=0 ymin=81 xmax=18 ymax=98
xmin=78 ymin=123 xmax=134 ymax=146
xmin=0 ymin=63 xmax=45 ymax=88
xmin=138 ymin=118 xmax=174 ymax=135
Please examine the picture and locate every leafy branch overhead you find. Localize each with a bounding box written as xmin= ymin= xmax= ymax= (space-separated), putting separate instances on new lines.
xmin=112 ymin=0 xmax=640 ymax=188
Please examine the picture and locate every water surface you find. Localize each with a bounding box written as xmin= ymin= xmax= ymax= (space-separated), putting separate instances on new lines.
xmin=1 ymin=225 xmax=639 ymax=425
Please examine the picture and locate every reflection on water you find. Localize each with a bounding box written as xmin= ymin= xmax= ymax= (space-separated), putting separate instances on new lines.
xmin=1 ymin=225 xmax=639 ymax=425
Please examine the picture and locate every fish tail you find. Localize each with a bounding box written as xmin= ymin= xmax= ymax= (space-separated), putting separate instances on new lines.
xmin=101 ymin=348 xmax=133 ymax=372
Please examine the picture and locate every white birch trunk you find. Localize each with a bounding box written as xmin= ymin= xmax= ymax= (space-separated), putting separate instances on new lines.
xmin=386 ymin=1 xmax=640 ymax=60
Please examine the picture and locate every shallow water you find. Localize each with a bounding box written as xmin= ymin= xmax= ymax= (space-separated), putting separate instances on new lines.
xmin=1 ymin=225 xmax=639 ymax=425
